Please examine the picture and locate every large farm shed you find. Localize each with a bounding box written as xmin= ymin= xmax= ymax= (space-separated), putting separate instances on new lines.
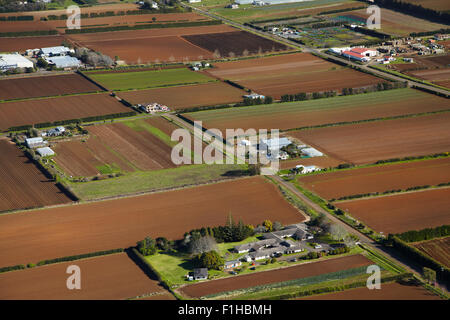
xmin=0 ymin=177 xmax=305 ymax=267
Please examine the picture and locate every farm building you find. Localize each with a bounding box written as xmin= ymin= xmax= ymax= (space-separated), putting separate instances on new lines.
xmin=26 ymin=137 xmax=47 ymax=148
xmin=44 ymin=126 xmax=66 ymax=137
xmin=302 ymin=147 xmax=323 ymax=157
xmin=349 ymin=47 xmax=378 ymax=57
xmin=36 ymin=147 xmax=55 ymax=157
xmin=224 ymin=260 xmax=242 ymax=270
xmin=329 ymin=47 xmax=351 ymax=55
xmin=244 ymin=93 xmax=265 ymax=100
xmin=40 ymin=46 xmax=71 ymax=57
xmin=188 ymin=0 xmax=201 ymax=2
xmin=0 ymin=54 xmax=33 ymax=71
xmin=297 ymin=165 xmax=321 ymax=173
xmin=259 ymin=137 xmax=291 ymax=154
xmin=342 ymin=51 xmax=370 ymax=62
xmin=45 ymin=56 xmax=81 ymax=69
xmin=138 ymin=102 xmax=169 ymax=113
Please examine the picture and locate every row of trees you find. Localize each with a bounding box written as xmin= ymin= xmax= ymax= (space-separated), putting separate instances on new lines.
xmin=396 ymin=225 xmax=450 ymax=243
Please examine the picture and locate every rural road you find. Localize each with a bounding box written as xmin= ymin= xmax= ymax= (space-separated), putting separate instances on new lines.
xmin=272 ymin=175 xmax=449 ymax=292
xmin=184 ymin=3 xmax=450 ymax=97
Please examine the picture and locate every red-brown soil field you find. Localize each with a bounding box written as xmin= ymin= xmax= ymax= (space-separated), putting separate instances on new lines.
xmin=287 ymin=113 xmax=450 ymax=165
xmin=0 ymin=12 xmax=209 ymax=33
xmin=180 ymin=254 xmax=372 ymax=298
xmin=0 ymin=93 xmax=130 ymax=131
xmin=336 ymin=188 xmax=450 ymax=234
xmin=302 ymin=282 xmax=442 ymax=300
xmin=66 ymin=25 xmax=238 ymax=64
xmin=182 ymin=31 xmax=289 ymax=57
xmin=119 ymin=82 xmax=246 ymax=110
xmin=0 ymin=253 xmax=170 ymax=300
xmin=0 ymin=73 xmax=102 ymax=101
xmin=0 ymin=177 xmax=305 ymax=267
xmin=413 ymin=237 xmax=450 ymax=268
xmin=204 ymin=52 xmax=382 ymax=99
xmin=53 ymin=119 xmax=177 ymax=177
xmin=0 ymin=35 xmax=67 ymax=53
xmin=298 ymin=157 xmax=450 ymax=200
xmin=0 ymin=139 xmax=71 ymax=213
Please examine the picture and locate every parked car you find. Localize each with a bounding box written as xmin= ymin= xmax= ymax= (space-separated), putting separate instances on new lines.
xmin=314 ymin=244 xmax=322 ymax=249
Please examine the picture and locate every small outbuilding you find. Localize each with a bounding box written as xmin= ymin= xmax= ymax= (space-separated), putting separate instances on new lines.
xmin=36 ymin=147 xmax=55 ymax=157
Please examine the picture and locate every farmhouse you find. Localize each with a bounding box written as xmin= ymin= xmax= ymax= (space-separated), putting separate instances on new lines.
xmin=138 ymin=102 xmax=170 ymax=113
xmin=193 ymin=268 xmax=208 ymax=280
xmin=44 ymin=126 xmax=66 ymax=137
xmin=26 ymin=137 xmax=47 ymax=148
xmin=296 ymin=165 xmax=321 ymax=173
xmin=40 ymin=46 xmax=71 ymax=57
xmin=224 ymin=260 xmax=242 ymax=270
xmin=0 ymin=54 xmax=33 ymax=71
xmin=36 ymin=147 xmax=55 ymax=157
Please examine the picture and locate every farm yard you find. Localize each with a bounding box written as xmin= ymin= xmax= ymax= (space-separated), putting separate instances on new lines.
xmin=413 ymin=237 xmax=450 ymax=268
xmin=118 ymin=82 xmax=246 ymax=110
xmin=181 ymin=31 xmax=289 ymax=57
xmin=0 ymin=177 xmax=304 ymax=267
xmin=53 ymin=118 xmax=178 ymax=177
xmin=0 ymin=253 xmax=171 ymax=300
xmin=184 ymin=88 xmax=450 ymax=134
xmin=336 ymin=188 xmax=450 ymax=234
xmin=287 ymin=113 xmax=450 ymax=165
xmin=0 ymin=93 xmax=130 ymax=131
xmin=85 ymin=67 xmax=214 ymax=91
xmin=204 ymin=52 xmax=382 ymax=99
xmin=179 ymin=254 xmax=373 ymax=298
xmin=297 ymin=157 xmax=450 ymax=200
xmin=0 ymin=139 xmax=71 ymax=213
xmin=302 ymin=282 xmax=443 ymax=300
xmin=0 ymin=73 xmax=103 ymax=101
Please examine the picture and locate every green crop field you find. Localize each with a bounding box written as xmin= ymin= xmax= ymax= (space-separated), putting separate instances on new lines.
xmin=185 ymin=88 xmax=450 ymax=133
xmin=87 ymin=68 xmax=215 ymax=91
xmin=67 ymin=163 xmax=247 ymax=200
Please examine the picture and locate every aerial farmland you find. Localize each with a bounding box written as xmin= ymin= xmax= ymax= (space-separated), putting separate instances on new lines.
xmin=0 ymin=0 xmax=448 ymax=307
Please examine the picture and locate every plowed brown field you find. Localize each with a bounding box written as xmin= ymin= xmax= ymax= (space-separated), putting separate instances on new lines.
xmin=182 ymin=31 xmax=289 ymax=57
xmin=413 ymin=237 xmax=450 ymax=268
xmin=205 ymin=52 xmax=382 ymax=98
xmin=287 ymin=113 xmax=450 ymax=165
xmin=298 ymin=157 xmax=450 ymax=200
xmin=302 ymin=282 xmax=442 ymax=300
xmin=0 ymin=139 xmax=70 ymax=213
xmin=0 ymin=253 xmax=169 ymax=300
xmin=0 ymin=73 xmax=102 ymax=101
xmin=67 ymin=25 xmax=237 ymax=64
xmin=0 ymin=177 xmax=304 ymax=267
xmin=0 ymin=35 xmax=67 ymax=53
xmin=336 ymin=188 xmax=450 ymax=234
xmin=0 ymin=93 xmax=130 ymax=131
xmin=119 ymin=82 xmax=246 ymax=110
xmin=180 ymin=254 xmax=372 ymax=298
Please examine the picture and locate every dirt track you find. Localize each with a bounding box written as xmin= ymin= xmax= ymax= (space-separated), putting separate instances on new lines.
xmin=298 ymin=157 xmax=450 ymax=200
xmin=337 ymin=188 xmax=450 ymax=234
xmin=180 ymin=254 xmax=372 ymax=298
xmin=0 ymin=253 xmax=169 ymax=300
xmin=0 ymin=177 xmax=304 ymax=267
xmin=0 ymin=140 xmax=71 ymax=213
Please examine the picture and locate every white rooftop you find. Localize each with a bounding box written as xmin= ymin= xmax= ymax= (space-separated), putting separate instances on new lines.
xmin=36 ymin=147 xmax=55 ymax=157
xmin=40 ymin=46 xmax=70 ymax=55
xmin=0 ymin=54 xmax=33 ymax=69
xmin=46 ymin=56 xmax=81 ymax=68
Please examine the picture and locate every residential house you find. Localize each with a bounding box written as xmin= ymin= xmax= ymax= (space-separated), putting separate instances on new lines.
xmin=193 ymin=268 xmax=208 ymax=280
xmin=224 ymin=260 xmax=242 ymax=270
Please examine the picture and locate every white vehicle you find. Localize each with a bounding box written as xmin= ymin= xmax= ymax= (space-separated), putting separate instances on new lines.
xmin=314 ymin=244 xmax=322 ymax=249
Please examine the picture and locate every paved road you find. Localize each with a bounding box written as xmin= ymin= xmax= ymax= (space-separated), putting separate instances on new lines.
xmin=184 ymin=3 xmax=450 ymax=97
